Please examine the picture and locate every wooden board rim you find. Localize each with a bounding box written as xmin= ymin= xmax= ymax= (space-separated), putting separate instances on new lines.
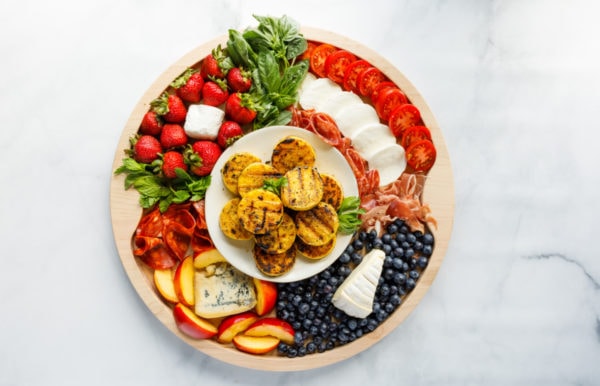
xmin=109 ymin=26 xmax=454 ymax=371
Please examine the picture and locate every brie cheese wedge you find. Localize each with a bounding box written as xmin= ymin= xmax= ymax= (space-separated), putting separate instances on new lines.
xmin=332 ymin=249 xmax=385 ymax=318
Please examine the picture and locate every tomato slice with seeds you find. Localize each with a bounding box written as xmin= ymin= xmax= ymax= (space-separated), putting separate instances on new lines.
xmin=300 ymin=41 xmax=317 ymax=61
xmin=375 ymin=87 xmax=408 ymax=121
xmin=388 ymin=103 xmax=422 ymax=138
xmin=401 ymin=125 xmax=432 ymax=149
xmin=370 ymin=81 xmax=397 ymax=106
xmin=357 ymin=67 xmax=386 ymax=97
xmin=310 ymin=43 xmax=337 ymax=77
xmin=325 ymin=50 xmax=357 ymax=84
xmin=406 ymin=139 xmax=436 ymax=173
xmin=342 ymin=59 xmax=371 ymax=92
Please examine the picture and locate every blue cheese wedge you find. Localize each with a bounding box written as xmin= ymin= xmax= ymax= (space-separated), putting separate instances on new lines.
xmin=194 ymin=263 xmax=256 ymax=318
xmin=184 ymin=104 xmax=224 ymax=140
xmin=332 ymin=249 xmax=385 ymax=318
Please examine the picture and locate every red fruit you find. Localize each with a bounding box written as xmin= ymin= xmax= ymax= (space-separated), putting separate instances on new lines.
xmin=202 ymin=81 xmax=229 ymax=106
xmin=162 ymin=151 xmax=187 ymax=178
xmin=216 ymin=121 xmax=244 ymax=148
xmin=200 ymin=50 xmax=225 ymax=79
xmin=186 ymin=141 xmax=223 ymax=176
xmin=160 ymin=124 xmax=188 ymax=149
xmin=151 ymin=93 xmax=187 ymax=123
xmin=225 ymin=93 xmax=257 ymax=124
xmin=172 ymin=69 xmax=204 ymax=103
xmin=140 ymin=111 xmax=163 ymax=136
xmin=227 ymin=67 xmax=252 ymax=93
xmin=133 ymin=135 xmax=162 ymax=164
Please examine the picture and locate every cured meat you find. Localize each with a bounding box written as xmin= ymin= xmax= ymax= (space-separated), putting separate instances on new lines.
xmin=361 ymin=173 xmax=437 ymax=234
xmin=133 ymin=236 xmax=178 ymax=269
xmin=135 ymin=208 xmax=163 ymax=237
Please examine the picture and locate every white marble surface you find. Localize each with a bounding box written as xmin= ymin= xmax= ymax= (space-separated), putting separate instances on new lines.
xmin=2 ymin=0 xmax=600 ymax=384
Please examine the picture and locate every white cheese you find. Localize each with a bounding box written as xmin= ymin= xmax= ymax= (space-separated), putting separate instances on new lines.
xmin=194 ymin=263 xmax=256 ymax=318
xmin=298 ymin=77 xmax=341 ymax=111
xmin=183 ymin=104 xmax=224 ymax=140
xmin=333 ymin=103 xmax=380 ymax=138
xmin=349 ymin=123 xmax=397 ymax=160
xmin=318 ymin=91 xmax=363 ymax=119
xmin=332 ymin=249 xmax=385 ymax=318
xmin=366 ymin=144 xmax=407 ymax=187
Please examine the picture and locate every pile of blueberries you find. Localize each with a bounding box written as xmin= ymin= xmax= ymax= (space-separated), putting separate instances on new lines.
xmin=275 ymin=218 xmax=435 ymax=357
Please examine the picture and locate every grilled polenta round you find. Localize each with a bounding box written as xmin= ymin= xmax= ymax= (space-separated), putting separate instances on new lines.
xmin=237 ymin=189 xmax=284 ymax=235
xmin=219 ymin=198 xmax=253 ymax=240
xmin=280 ymin=166 xmax=324 ymax=211
xmin=221 ymin=152 xmax=261 ymax=195
xmin=295 ymin=236 xmax=336 ymax=260
xmin=295 ymin=202 xmax=339 ymax=246
xmin=253 ymin=243 xmax=296 ymax=277
xmin=237 ymin=162 xmax=281 ymax=197
xmin=320 ymin=173 xmax=344 ymax=210
xmin=254 ymin=213 xmax=296 ymax=254
xmin=271 ymin=135 xmax=316 ymax=173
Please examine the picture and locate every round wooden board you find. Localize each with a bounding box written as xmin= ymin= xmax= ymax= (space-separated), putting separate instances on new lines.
xmin=110 ymin=27 xmax=454 ymax=371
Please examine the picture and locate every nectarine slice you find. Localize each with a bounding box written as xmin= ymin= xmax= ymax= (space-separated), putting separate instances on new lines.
xmin=173 ymin=303 xmax=217 ymax=339
xmin=173 ymin=256 xmax=195 ymax=307
xmin=232 ymin=334 xmax=280 ymax=355
xmin=154 ymin=268 xmax=178 ymax=303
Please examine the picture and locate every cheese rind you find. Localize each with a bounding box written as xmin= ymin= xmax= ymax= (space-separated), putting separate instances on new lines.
xmin=332 ymin=249 xmax=385 ymax=318
xmin=194 ymin=263 xmax=257 ymax=318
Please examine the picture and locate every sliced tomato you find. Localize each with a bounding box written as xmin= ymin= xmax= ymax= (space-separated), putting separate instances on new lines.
xmin=300 ymin=41 xmax=317 ymax=61
xmin=357 ymin=67 xmax=386 ymax=97
xmin=406 ymin=139 xmax=436 ymax=173
xmin=310 ymin=43 xmax=337 ymax=77
xmin=342 ymin=59 xmax=371 ymax=92
xmin=401 ymin=125 xmax=432 ymax=148
xmin=375 ymin=87 xmax=408 ymax=121
xmin=388 ymin=103 xmax=422 ymax=138
xmin=324 ymin=50 xmax=357 ymax=85
xmin=370 ymin=81 xmax=397 ymax=106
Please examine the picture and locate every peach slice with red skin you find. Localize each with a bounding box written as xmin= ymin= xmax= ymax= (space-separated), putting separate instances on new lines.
xmin=253 ymin=278 xmax=277 ymax=316
xmin=217 ymin=311 xmax=259 ymax=343
xmin=172 ymin=303 xmax=217 ymax=339
xmin=232 ymin=334 xmax=280 ymax=355
xmin=154 ymin=268 xmax=178 ymax=303
xmin=173 ymin=255 xmax=195 ymax=307
xmin=243 ymin=317 xmax=295 ymax=345
xmin=193 ymin=247 xmax=227 ymax=270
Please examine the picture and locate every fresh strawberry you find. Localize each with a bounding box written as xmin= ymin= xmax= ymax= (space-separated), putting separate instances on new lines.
xmin=185 ymin=141 xmax=223 ymax=176
xmin=171 ymin=68 xmax=204 ymax=103
xmin=202 ymin=80 xmax=229 ymax=106
xmin=216 ymin=121 xmax=244 ymax=148
xmin=200 ymin=48 xmax=225 ymax=79
xmin=160 ymin=124 xmax=188 ymax=149
xmin=140 ymin=110 xmax=163 ymax=136
xmin=133 ymin=135 xmax=162 ymax=164
xmin=225 ymin=93 xmax=257 ymax=124
xmin=151 ymin=92 xmax=187 ymax=123
xmin=227 ymin=67 xmax=252 ymax=93
xmin=162 ymin=151 xmax=188 ymax=178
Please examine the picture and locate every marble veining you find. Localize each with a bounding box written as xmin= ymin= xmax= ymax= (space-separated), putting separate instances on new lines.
xmin=1 ymin=0 xmax=600 ymax=385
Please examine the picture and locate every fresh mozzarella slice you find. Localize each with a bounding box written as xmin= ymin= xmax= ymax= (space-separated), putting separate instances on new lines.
xmin=350 ymin=123 xmax=397 ymax=159
xmin=298 ymin=72 xmax=317 ymax=95
xmin=333 ymin=103 xmax=380 ymax=138
xmin=318 ymin=91 xmax=363 ymax=119
xmin=298 ymin=77 xmax=341 ymax=110
xmin=184 ymin=104 xmax=224 ymax=140
xmin=366 ymin=143 xmax=407 ymax=187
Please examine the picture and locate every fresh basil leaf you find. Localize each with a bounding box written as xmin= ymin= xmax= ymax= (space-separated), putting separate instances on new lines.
xmin=227 ymin=29 xmax=257 ymax=69
xmin=279 ymin=60 xmax=309 ymax=97
xmin=257 ymin=51 xmax=281 ymax=93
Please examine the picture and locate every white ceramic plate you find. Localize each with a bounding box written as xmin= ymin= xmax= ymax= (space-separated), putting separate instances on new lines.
xmin=204 ymin=125 xmax=359 ymax=283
